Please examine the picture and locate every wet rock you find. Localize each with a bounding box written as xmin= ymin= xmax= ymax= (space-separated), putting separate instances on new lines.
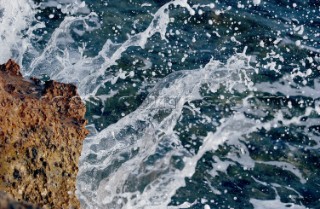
xmin=0 ymin=60 xmax=89 ymax=209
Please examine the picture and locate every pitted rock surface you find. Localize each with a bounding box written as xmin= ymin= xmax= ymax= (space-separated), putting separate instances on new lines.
xmin=0 ymin=60 xmax=89 ymax=209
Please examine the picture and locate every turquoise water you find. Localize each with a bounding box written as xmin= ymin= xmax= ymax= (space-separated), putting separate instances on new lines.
xmin=0 ymin=0 xmax=319 ymax=208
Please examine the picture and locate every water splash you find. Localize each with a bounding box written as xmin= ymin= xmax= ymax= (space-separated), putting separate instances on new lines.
xmin=1 ymin=0 xmax=319 ymax=208
xmin=77 ymin=53 xmax=256 ymax=209
xmin=0 ymin=0 xmax=42 ymax=65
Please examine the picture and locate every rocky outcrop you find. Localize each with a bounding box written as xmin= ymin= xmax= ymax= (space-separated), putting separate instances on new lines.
xmin=0 ymin=60 xmax=89 ymax=209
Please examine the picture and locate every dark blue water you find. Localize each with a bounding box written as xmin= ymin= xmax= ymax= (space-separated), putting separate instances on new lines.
xmin=0 ymin=0 xmax=319 ymax=208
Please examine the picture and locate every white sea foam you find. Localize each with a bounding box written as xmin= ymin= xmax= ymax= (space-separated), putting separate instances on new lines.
xmin=0 ymin=0 xmax=43 ymax=65
xmin=40 ymin=0 xmax=90 ymax=15
xmin=251 ymin=190 xmax=307 ymax=209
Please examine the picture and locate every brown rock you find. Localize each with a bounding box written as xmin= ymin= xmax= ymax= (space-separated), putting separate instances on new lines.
xmin=0 ymin=60 xmax=89 ymax=209
xmin=0 ymin=192 xmax=41 ymax=209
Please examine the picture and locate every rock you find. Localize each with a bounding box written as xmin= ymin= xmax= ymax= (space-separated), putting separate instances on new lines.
xmin=0 ymin=192 xmax=41 ymax=209
xmin=0 ymin=60 xmax=89 ymax=209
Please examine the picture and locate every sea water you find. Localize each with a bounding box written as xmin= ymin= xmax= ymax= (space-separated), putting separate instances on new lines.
xmin=0 ymin=0 xmax=319 ymax=208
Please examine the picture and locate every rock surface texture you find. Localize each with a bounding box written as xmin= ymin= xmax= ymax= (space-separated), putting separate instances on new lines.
xmin=0 ymin=60 xmax=89 ymax=209
xmin=0 ymin=192 xmax=41 ymax=209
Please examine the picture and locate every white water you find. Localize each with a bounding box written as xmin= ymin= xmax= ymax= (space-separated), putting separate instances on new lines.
xmin=0 ymin=0 xmax=43 ymax=64
xmin=0 ymin=0 xmax=318 ymax=209
xmin=77 ymin=53 xmax=257 ymax=208
xmin=76 ymin=51 xmax=316 ymax=208
xmin=22 ymin=0 xmax=195 ymax=98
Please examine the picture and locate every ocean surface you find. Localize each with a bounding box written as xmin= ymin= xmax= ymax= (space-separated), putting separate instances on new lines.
xmin=0 ymin=0 xmax=319 ymax=208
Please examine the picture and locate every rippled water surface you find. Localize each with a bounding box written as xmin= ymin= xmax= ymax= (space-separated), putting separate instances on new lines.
xmin=0 ymin=0 xmax=319 ymax=208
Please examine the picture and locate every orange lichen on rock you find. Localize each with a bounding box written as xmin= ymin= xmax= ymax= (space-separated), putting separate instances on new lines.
xmin=0 ymin=60 xmax=89 ymax=209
